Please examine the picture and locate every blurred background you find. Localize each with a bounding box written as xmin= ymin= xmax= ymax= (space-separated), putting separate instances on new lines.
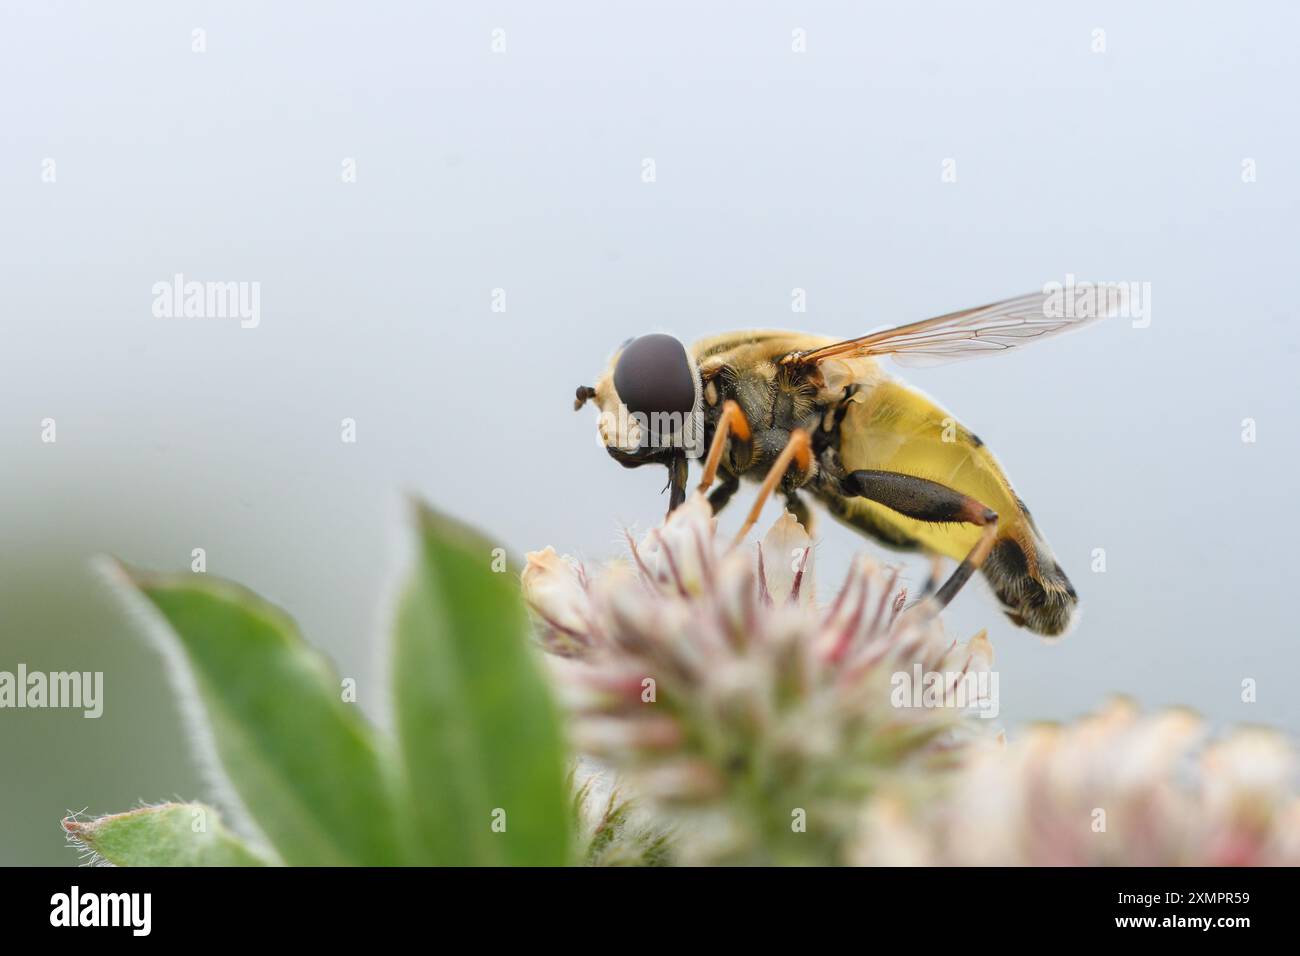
xmin=2 ymin=1 xmax=1298 ymax=865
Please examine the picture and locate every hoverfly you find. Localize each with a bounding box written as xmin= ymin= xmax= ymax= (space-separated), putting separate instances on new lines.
xmin=574 ymin=292 xmax=1112 ymax=636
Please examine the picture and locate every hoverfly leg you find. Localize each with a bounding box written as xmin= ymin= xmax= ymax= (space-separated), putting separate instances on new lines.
xmin=840 ymin=469 xmax=999 ymax=614
xmin=706 ymin=472 xmax=740 ymax=515
xmin=697 ymin=400 xmax=752 ymax=494
xmin=931 ymin=525 xmax=997 ymax=611
xmin=665 ymin=451 xmax=689 ymax=517
xmin=731 ymin=429 xmax=813 ymax=547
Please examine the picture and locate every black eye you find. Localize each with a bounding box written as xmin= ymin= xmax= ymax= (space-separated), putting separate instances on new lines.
xmin=613 ymin=334 xmax=696 ymax=416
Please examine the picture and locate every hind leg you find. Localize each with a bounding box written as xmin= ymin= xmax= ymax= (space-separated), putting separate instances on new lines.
xmin=840 ymin=470 xmax=998 ymax=614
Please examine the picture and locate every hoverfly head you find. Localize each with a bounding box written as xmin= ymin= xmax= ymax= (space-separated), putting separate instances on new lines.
xmin=580 ymin=333 xmax=702 ymax=468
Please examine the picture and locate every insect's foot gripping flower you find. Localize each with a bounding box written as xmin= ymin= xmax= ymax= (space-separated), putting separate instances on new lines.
xmin=853 ymin=698 xmax=1300 ymax=866
xmin=522 ymin=493 xmax=997 ymax=865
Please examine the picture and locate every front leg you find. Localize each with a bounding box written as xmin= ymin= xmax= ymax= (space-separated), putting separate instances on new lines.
xmin=665 ymin=451 xmax=689 ymax=516
xmin=697 ymin=400 xmax=752 ymax=494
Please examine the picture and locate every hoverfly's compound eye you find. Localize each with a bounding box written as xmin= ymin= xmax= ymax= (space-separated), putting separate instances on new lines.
xmin=612 ymin=334 xmax=697 ymax=416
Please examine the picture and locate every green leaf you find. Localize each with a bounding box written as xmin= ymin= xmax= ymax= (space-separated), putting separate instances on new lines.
xmin=63 ymin=803 xmax=274 ymax=866
xmin=118 ymin=569 xmax=405 ymax=866
xmin=392 ymin=503 xmax=570 ymax=865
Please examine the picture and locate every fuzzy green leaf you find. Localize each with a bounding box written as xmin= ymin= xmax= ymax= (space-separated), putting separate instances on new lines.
xmin=120 ymin=570 xmax=405 ymax=866
xmin=392 ymin=503 xmax=570 ymax=865
xmin=64 ymin=803 xmax=275 ymax=867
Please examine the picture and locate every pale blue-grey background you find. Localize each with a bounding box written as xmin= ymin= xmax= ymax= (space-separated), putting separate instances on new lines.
xmin=2 ymin=1 xmax=1297 ymax=864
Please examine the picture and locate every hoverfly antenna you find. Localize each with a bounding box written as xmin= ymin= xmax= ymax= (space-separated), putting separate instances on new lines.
xmin=574 ymin=385 xmax=597 ymax=411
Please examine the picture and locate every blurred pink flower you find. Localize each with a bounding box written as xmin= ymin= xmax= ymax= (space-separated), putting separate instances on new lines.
xmin=855 ymin=699 xmax=1300 ymax=866
xmin=524 ymin=493 xmax=994 ymax=864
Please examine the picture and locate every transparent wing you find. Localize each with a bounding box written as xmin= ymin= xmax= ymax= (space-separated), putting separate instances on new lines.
xmin=782 ymin=289 xmax=1124 ymax=368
